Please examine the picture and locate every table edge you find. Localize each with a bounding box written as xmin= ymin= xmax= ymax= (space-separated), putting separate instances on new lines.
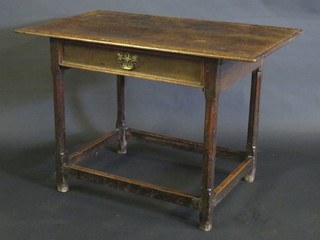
xmin=14 ymin=12 xmax=303 ymax=63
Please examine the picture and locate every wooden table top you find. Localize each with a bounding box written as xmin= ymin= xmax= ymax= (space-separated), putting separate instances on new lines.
xmin=15 ymin=10 xmax=302 ymax=62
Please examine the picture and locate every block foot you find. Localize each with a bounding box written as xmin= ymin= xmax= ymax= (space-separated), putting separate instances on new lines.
xmin=244 ymin=174 xmax=255 ymax=183
xmin=57 ymin=184 xmax=69 ymax=193
xmin=199 ymin=223 xmax=212 ymax=231
xmin=117 ymin=149 xmax=127 ymax=154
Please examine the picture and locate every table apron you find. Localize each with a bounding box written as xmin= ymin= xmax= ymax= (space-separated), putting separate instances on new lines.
xmin=60 ymin=40 xmax=204 ymax=87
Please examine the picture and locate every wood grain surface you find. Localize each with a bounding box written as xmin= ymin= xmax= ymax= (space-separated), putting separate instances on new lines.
xmin=15 ymin=10 xmax=302 ymax=62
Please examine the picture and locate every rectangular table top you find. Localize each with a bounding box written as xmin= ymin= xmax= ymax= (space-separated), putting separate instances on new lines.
xmin=15 ymin=10 xmax=302 ymax=62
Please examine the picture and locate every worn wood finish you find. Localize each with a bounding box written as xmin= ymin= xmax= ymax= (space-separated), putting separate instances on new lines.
xmin=128 ymin=128 xmax=204 ymax=152
xmin=213 ymin=157 xmax=253 ymax=206
xmin=15 ymin=10 xmax=302 ymax=62
xmin=50 ymin=38 xmax=69 ymax=192
xmin=199 ymin=59 xmax=221 ymax=231
xmin=61 ymin=40 xmax=202 ymax=87
xmin=65 ymin=164 xmax=200 ymax=209
xmin=116 ymin=75 xmax=127 ymax=154
xmin=220 ymin=59 xmax=262 ymax=91
xmin=128 ymin=128 xmax=247 ymax=162
xmin=69 ymin=130 xmax=119 ymax=165
xmin=244 ymin=65 xmax=263 ymax=182
xmin=16 ymin=10 xmax=302 ymax=231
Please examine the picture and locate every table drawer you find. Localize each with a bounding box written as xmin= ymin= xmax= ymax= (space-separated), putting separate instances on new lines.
xmin=61 ymin=41 xmax=203 ymax=87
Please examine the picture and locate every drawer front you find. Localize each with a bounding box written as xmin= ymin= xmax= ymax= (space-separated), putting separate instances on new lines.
xmin=61 ymin=41 xmax=203 ymax=87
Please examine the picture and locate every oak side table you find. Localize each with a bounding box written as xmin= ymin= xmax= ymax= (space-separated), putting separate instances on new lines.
xmin=15 ymin=10 xmax=301 ymax=231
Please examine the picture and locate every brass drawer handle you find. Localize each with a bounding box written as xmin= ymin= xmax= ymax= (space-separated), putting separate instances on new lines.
xmin=117 ymin=52 xmax=139 ymax=71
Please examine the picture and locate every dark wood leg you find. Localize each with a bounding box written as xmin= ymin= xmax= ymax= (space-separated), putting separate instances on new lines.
xmin=50 ymin=38 xmax=69 ymax=192
xmin=244 ymin=65 xmax=263 ymax=182
xmin=116 ymin=75 xmax=127 ymax=154
xmin=199 ymin=60 xmax=221 ymax=231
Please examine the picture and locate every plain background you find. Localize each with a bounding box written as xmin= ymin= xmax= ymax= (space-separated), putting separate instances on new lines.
xmin=0 ymin=0 xmax=319 ymax=239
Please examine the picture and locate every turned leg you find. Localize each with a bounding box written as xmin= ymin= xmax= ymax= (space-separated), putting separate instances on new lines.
xmin=51 ymin=38 xmax=69 ymax=192
xmin=244 ymin=66 xmax=263 ymax=182
xmin=116 ymin=75 xmax=127 ymax=154
xmin=199 ymin=60 xmax=221 ymax=231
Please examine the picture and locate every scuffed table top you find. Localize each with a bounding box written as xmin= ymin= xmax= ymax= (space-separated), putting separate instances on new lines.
xmin=15 ymin=10 xmax=302 ymax=62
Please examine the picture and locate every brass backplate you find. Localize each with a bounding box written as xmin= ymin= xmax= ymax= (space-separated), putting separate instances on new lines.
xmin=117 ymin=52 xmax=139 ymax=71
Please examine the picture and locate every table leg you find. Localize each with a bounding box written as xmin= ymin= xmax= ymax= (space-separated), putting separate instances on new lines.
xmin=116 ymin=75 xmax=127 ymax=154
xmin=199 ymin=60 xmax=221 ymax=231
xmin=244 ymin=66 xmax=263 ymax=182
xmin=50 ymin=38 xmax=69 ymax=192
